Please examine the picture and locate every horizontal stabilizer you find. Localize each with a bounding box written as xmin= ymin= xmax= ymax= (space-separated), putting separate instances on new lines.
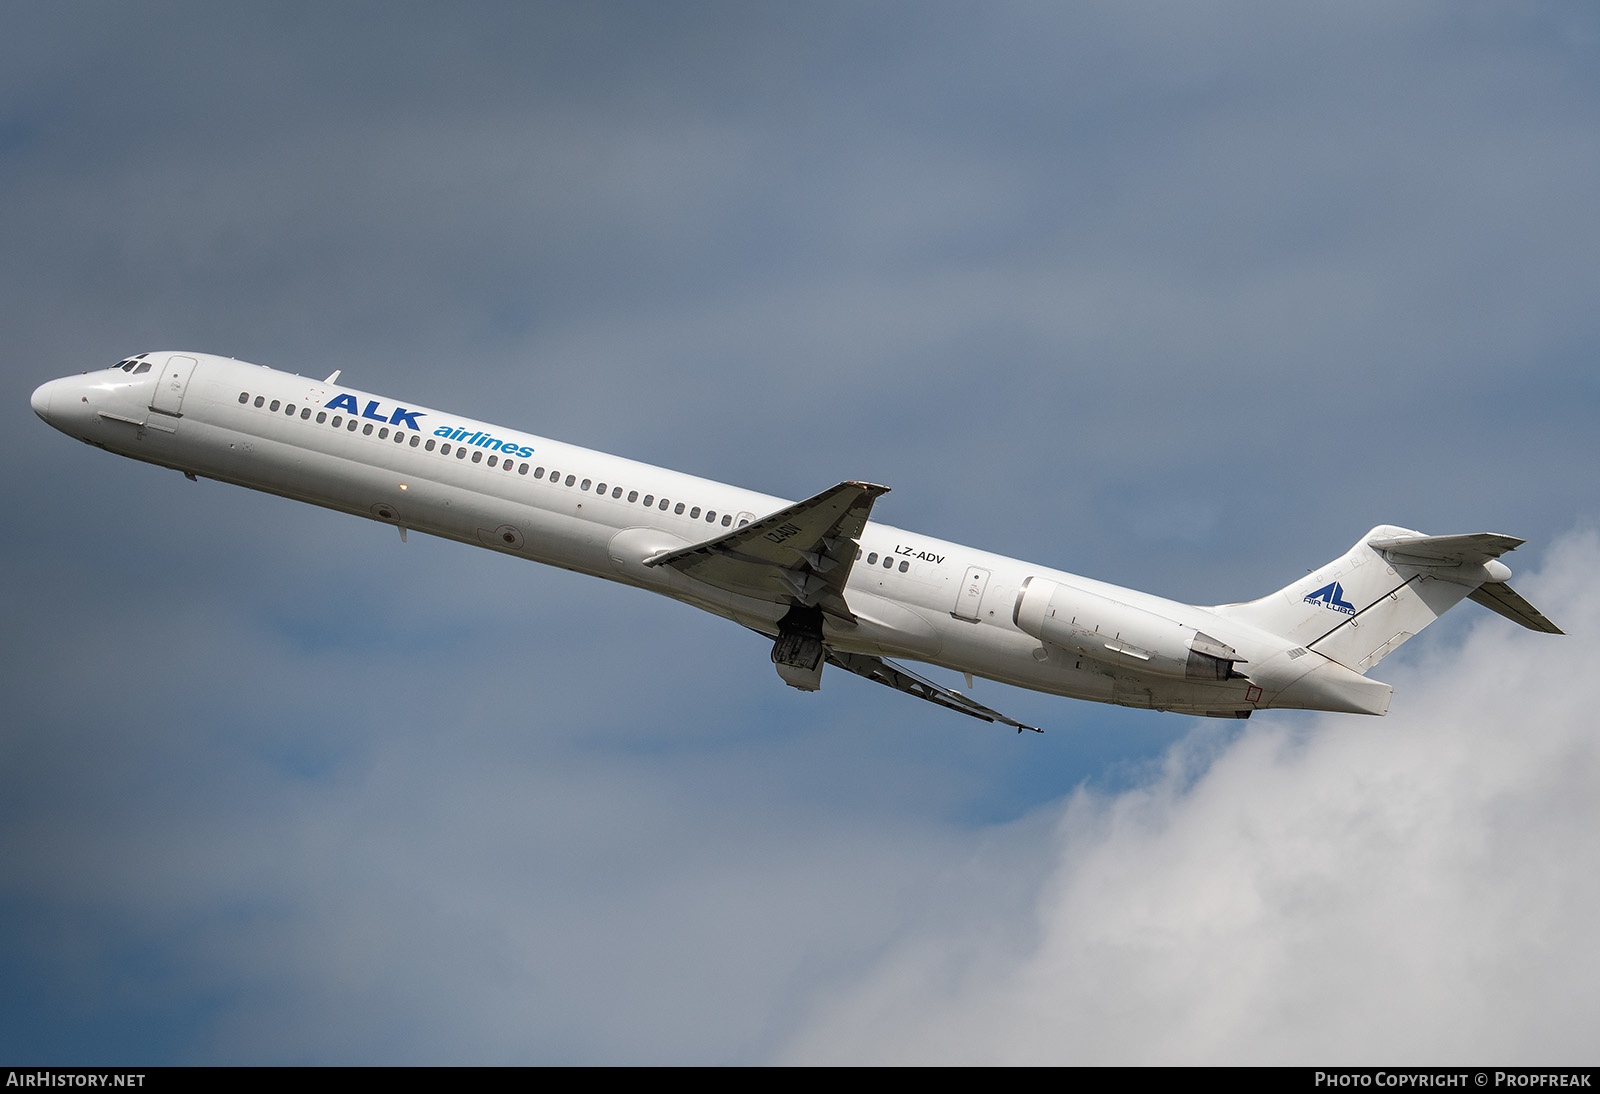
xmin=1366 ymin=531 xmax=1525 ymax=569
xmin=1469 ymin=582 xmax=1563 ymax=634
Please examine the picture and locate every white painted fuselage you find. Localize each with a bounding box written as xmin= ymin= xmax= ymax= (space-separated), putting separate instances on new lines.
xmin=34 ymin=352 xmax=1552 ymax=728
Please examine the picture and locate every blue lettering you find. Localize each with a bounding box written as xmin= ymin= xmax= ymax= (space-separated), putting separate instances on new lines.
xmin=433 ymin=426 xmax=454 ymax=438
xmin=1305 ymin=581 xmax=1356 ymax=615
xmin=361 ymin=400 xmax=388 ymax=422
xmin=388 ymin=406 xmax=424 ymax=430
xmin=326 ymin=393 xmax=359 ymax=414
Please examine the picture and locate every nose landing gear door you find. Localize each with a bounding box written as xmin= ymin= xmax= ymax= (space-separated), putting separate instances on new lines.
xmin=146 ymin=355 xmax=198 ymax=432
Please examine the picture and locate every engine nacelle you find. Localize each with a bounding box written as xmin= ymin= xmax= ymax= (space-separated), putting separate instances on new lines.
xmin=1012 ymin=577 xmax=1245 ymax=681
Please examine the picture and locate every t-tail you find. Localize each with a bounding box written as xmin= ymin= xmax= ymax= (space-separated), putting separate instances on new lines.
xmin=1215 ymin=524 xmax=1562 ymax=683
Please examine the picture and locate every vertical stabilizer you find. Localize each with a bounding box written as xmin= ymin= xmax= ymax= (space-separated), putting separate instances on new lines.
xmin=1213 ymin=526 xmax=1553 ymax=674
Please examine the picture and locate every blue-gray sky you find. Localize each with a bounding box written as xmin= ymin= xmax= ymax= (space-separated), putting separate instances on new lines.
xmin=2 ymin=1 xmax=1597 ymax=1064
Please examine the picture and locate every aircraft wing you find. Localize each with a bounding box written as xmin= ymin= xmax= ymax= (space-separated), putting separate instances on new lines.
xmin=644 ymin=481 xmax=888 ymax=619
xmin=826 ymin=649 xmax=1043 ymax=733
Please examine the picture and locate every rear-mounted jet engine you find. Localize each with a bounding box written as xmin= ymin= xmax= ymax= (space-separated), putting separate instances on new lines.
xmin=1013 ymin=576 xmax=1247 ymax=681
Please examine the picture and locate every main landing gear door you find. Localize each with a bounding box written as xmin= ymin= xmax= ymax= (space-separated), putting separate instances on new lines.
xmin=952 ymin=565 xmax=990 ymax=622
xmin=146 ymin=355 xmax=198 ymax=431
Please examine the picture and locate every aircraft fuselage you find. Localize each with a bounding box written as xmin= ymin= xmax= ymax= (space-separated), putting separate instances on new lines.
xmin=38 ymin=352 xmax=1543 ymax=729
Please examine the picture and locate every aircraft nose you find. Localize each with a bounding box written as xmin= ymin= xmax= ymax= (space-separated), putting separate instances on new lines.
xmin=30 ymin=380 xmax=53 ymax=423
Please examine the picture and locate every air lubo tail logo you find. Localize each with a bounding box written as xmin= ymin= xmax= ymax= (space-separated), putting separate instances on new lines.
xmin=1304 ymin=581 xmax=1356 ymax=615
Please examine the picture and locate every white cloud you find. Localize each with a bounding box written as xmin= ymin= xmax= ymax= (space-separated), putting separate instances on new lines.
xmin=782 ymin=532 xmax=1600 ymax=1064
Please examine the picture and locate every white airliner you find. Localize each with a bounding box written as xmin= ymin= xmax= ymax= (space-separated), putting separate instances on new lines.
xmin=32 ymin=352 xmax=1561 ymax=732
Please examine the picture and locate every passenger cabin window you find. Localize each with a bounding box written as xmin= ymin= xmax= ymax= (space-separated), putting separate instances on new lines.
xmin=270 ymin=400 xmax=280 ymax=412
xmin=238 ymin=392 xmax=249 ymax=404
xmin=254 ymin=396 xmax=265 ymax=408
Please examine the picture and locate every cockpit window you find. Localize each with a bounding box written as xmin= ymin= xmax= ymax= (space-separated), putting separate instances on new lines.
xmin=132 ymin=361 xmax=151 ymax=375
